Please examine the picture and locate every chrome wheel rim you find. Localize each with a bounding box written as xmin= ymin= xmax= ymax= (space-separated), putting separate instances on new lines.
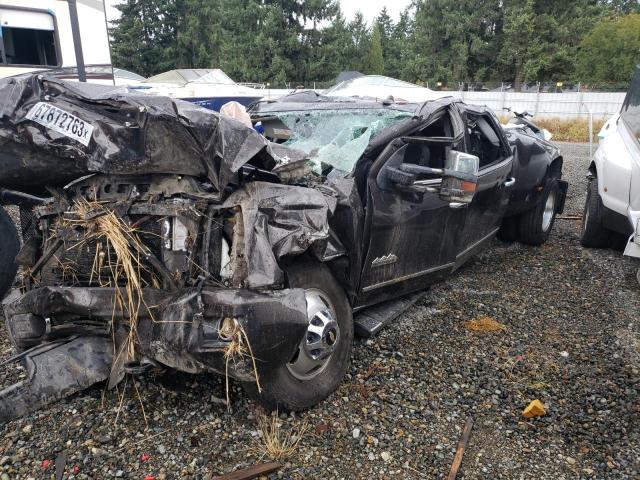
xmin=542 ymin=190 xmax=556 ymax=232
xmin=286 ymin=288 xmax=340 ymax=381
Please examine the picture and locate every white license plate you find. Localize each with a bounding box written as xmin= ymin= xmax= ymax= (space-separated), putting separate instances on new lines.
xmin=25 ymin=102 xmax=94 ymax=147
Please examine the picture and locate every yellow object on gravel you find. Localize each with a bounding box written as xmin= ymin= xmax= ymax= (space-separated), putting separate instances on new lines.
xmin=523 ymin=400 xmax=546 ymax=418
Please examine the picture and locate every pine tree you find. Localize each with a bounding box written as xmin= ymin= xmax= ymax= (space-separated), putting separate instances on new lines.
xmin=347 ymin=12 xmax=369 ymax=72
xmin=363 ymin=24 xmax=384 ymax=75
xmin=315 ymin=10 xmax=353 ymax=84
xmin=385 ymin=7 xmax=413 ymax=79
xmin=375 ymin=7 xmax=393 ymax=73
xmin=110 ymin=0 xmax=178 ymax=77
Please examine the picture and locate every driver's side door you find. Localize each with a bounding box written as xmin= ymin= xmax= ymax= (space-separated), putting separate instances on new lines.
xmin=455 ymin=107 xmax=514 ymax=265
xmin=357 ymin=108 xmax=466 ymax=307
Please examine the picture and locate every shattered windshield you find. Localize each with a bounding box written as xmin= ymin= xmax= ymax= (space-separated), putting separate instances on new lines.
xmin=271 ymin=109 xmax=413 ymax=174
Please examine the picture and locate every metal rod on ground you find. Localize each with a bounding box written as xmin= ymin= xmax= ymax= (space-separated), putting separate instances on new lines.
xmin=212 ymin=462 xmax=281 ymax=480
xmin=447 ymin=417 xmax=474 ymax=480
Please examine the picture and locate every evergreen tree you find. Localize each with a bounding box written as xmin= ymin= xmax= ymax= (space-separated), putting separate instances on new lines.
xmin=497 ymin=0 xmax=606 ymax=86
xmin=363 ymin=24 xmax=385 ymax=75
xmin=386 ymin=7 xmax=413 ymax=80
xmin=375 ymin=7 xmax=393 ymax=72
xmin=407 ymin=0 xmax=502 ymax=86
xmin=318 ymin=10 xmax=354 ymax=83
xmin=108 ymin=0 xmax=634 ymax=88
xmin=498 ymin=0 xmax=537 ymax=90
xmin=110 ymin=0 xmax=179 ymax=77
xmin=347 ymin=12 xmax=369 ymax=72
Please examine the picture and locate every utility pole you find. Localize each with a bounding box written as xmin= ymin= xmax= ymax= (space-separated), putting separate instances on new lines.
xmin=64 ymin=0 xmax=87 ymax=82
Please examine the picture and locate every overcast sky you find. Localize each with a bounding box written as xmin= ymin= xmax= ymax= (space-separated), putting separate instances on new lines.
xmin=105 ymin=1 xmax=413 ymax=24
xmin=339 ymin=0 xmax=412 ymax=22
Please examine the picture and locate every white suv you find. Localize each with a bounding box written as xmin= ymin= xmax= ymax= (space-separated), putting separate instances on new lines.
xmin=582 ymin=65 xmax=640 ymax=268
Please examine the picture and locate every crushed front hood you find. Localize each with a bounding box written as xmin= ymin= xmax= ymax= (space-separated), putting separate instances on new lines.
xmin=0 ymin=74 xmax=280 ymax=193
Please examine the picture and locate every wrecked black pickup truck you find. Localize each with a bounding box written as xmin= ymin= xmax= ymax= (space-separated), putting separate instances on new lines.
xmin=0 ymin=75 xmax=567 ymax=423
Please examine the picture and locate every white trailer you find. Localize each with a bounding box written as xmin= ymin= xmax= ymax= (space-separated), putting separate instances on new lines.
xmin=0 ymin=0 xmax=112 ymax=81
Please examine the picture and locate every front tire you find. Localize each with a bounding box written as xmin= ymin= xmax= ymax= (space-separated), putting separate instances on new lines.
xmin=580 ymin=178 xmax=610 ymax=248
xmin=0 ymin=206 xmax=19 ymax=300
xmin=243 ymin=261 xmax=353 ymax=411
xmin=518 ymin=179 xmax=559 ymax=246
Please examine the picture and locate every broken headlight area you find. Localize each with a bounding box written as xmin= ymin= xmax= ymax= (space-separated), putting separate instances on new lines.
xmin=0 ymin=174 xmax=315 ymax=423
xmin=20 ymin=174 xmax=238 ymax=292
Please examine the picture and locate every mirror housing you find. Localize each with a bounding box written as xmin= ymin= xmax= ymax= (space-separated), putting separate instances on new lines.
xmin=439 ymin=150 xmax=479 ymax=204
xmin=380 ymin=146 xmax=479 ymax=204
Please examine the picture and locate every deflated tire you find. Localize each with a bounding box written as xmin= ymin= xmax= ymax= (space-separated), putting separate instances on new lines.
xmin=0 ymin=207 xmax=19 ymax=300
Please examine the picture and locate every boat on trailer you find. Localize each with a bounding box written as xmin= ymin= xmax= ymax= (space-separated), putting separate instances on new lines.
xmin=133 ymin=69 xmax=264 ymax=111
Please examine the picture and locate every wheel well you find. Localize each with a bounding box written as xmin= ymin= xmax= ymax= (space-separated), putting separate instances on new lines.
xmin=588 ymin=161 xmax=597 ymax=177
xmin=549 ymin=157 xmax=563 ymax=179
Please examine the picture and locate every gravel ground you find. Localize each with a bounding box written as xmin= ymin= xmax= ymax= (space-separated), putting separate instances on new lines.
xmin=1 ymin=142 xmax=639 ymax=479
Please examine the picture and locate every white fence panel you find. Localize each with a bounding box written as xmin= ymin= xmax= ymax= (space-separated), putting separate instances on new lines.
xmin=453 ymin=91 xmax=626 ymax=118
xmin=260 ymin=89 xmax=627 ymax=119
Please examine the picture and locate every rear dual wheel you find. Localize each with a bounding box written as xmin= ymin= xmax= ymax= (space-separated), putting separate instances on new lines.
xmin=518 ymin=180 xmax=559 ymax=246
xmin=499 ymin=179 xmax=559 ymax=246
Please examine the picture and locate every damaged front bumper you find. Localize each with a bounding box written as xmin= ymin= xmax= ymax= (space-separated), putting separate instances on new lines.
xmin=0 ymin=286 xmax=308 ymax=423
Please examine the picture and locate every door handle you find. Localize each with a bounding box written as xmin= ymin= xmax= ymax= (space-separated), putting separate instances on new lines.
xmin=504 ymin=177 xmax=516 ymax=187
xmin=449 ymin=202 xmax=467 ymax=209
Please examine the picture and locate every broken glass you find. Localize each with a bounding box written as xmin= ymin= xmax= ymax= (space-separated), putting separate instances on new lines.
xmin=273 ymin=109 xmax=412 ymax=174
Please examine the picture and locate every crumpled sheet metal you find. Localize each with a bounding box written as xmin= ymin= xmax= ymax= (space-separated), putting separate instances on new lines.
xmin=223 ymin=181 xmax=345 ymax=288
xmin=3 ymin=285 xmax=308 ymax=381
xmin=324 ymin=177 xmax=365 ymax=299
xmin=0 ymin=74 xmax=277 ymax=192
xmin=0 ymin=285 xmax=309 ymax=424
xmin=136 ymin=287 xmax=308 ymax=377
xmin=0 ymin=336 xmax=112 ymax=425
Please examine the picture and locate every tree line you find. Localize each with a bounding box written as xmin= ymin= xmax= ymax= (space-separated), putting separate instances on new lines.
xmin=110 ymin=0 xmax=640 ymax=89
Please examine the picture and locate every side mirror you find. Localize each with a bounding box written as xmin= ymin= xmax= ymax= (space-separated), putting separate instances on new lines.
xmin=439 ymin=150 xmax=479 ymax=204
xmin=379 ymin=146 xmax=479 ymax=204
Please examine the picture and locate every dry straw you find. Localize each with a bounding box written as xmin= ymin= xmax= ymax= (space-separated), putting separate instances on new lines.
xmin=218 ymin=317 xmax=262 ymax=409
xmin=63 ymin=198 xmax=155 ymax=365
xmin=254 ymin=412 xmax=308 ymax=461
